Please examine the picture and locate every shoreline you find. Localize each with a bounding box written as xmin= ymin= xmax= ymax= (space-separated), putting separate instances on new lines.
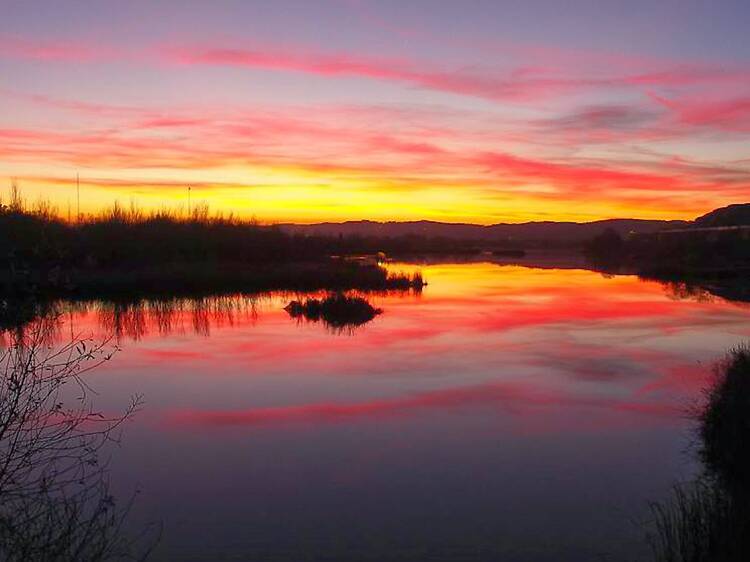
xmin=0 ymin=261 xmax=424 ymax=300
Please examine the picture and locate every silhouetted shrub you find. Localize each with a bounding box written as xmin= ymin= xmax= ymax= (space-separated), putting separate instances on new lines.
xmin=285 ymin=293 xmax=382 ymax=329
xmin=649 ymin=480 xmax=735 ymax=562
xmin=700 ymin=346 xmax=750 ymax=492
xmin=649 ymin=346 xmax=750 ymax=562
xmin=0 ymin=323 xmax=157 ymax=561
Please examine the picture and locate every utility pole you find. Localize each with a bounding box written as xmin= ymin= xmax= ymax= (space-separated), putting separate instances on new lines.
xmin=188 ymin=186 xmax=191 ymax=217
xmin=76 ymin=172 xmax=81 ymax=223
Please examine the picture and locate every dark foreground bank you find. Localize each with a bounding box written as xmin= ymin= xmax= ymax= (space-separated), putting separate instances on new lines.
xmin=649 ymin=345 xmax=750 ymax=561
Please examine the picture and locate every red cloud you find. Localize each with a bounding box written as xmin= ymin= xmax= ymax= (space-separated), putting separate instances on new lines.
xmin=164 ymin=380 xmax=680 ymax=429
xmin=3 ymin=82 xmax=750 ymax=219
xmin=650 ymin=93 xmax=750 ymax=133
xmin=0 ymin=36 xmax=120 ymax=62
xmin=2 ymin=115 xmax=748 ymax=215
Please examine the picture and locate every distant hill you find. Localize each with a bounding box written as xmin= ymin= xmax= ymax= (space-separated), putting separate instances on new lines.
xmin=278 ymin=218 xmax=689 ymax=244
xmin=694 ymin=204 xmax=750 ymax=228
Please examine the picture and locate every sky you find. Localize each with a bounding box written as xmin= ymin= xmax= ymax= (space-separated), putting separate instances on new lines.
xmin=1 ymin=0 xmax=750 ymax=224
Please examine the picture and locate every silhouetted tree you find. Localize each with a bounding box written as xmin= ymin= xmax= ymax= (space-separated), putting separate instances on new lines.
xmin=584 ymin=228 xmax=624 ymax=265
xmin=0 ymin=321 xmax=157 ymax=561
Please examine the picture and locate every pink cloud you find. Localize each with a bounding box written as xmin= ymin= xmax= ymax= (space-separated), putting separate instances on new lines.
xmin=164 ymin=380 xmax=680 ymax=429
xmin=2 ymin=113 xmax=748 ymax=213
xmin=3 ymin=84 xmax=749 ymax=217
xmin=476 ymin=151 xmax=724 ymax=196
xmin=0 ymin=36 xmax=120 ymax=62
xmin=160 ymin=44 xmax=576 ymax=103
xmin=650 ymin=93 xmax=750 ymax=133
xmin=159 ymin=42 xmax=750 ymax=105
xmin=2 ymin=31 xmax=749 ymax=112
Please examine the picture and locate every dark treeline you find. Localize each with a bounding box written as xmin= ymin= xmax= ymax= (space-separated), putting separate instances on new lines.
xmin=0 ymin=197 xmax=476 ymax=270
xmin=0 ymin=200 xmax=425 ymax=296
xmin=585 ymin=227 xmax=750 ymax=281
xmin=5 ymin=261 xmax=424 ymax=300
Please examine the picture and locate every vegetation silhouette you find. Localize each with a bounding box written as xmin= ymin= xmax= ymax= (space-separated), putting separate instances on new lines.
xmin=0 ymin=298 xmax=61 ymax=335
xmin=0 ymin=320 xmax=158 ymax=561
xmin=0 ymin=186 xmax=428 ymax=297
xmin=0 ymin=287 xmax=427 ymax=343
xmin=648 ymin=346 xmax=750 ymax=561
xmin=584 ymin=224 xmax=750 ymax=305
xmin=491 ymin=249 xmax=526 ymax=258
xmin=585 ymin=226 xmax=750 ymax=280
xmin=285 ymin=293 xmax=383 ymax=331
xmin=583 ymin=228 xmax=624 ymax=270
xmin=698 ymin=346 xmax=750 ymax=495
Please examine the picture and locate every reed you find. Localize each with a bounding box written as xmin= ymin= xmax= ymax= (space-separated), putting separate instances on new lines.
xmin=649 ymin=346 xmax=750 ymax=562
xmin=0 ymin=186 xmax=425 ymax=297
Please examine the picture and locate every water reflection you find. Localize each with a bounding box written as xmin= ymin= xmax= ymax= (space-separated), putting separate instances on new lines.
xmin=0 ymin=295 xmax=263 ymax=343
xmin=284 ymin=293 xmax=383 ymax=333
xmin=661 ymin=281 xmax=717 ymax=303
xmin=1 ymin=290 xmax=412 ymax=343
xmin=2 ymin=263 xmax=750 ymax=561
xmin=0 ymin=298 xmax=61 ymax=339
xmin=96 ymin=296 xmax=262 ymax=340
xmin=660 ymin=280 xmax=750 ymax=306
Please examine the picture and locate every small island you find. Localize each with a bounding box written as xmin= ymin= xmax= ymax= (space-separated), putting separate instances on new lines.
xmin=284 ymin=293 xmax=383 ymax=329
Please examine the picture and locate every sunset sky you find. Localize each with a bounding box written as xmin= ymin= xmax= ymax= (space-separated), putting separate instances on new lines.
xmin=2 ymin=0 xmax=750 ymax=224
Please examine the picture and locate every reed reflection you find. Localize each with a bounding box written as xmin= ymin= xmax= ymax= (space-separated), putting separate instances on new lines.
xmin=2 ymin=263 xmax=746 ymax=561
xmin=95 ymin=296 xmax=262 ymax=340
xmin=1 ymin=289 xmax=412 ymax=344
xmin=0 ymin=295 xmax=264 ymax=343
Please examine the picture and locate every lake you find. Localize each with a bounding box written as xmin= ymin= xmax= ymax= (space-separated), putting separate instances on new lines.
xmin=8 ymin=261 xmax=750 ymax=561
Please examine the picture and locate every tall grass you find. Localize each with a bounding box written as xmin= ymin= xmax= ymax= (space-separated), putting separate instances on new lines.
xmin=0 ymin=185 xmax=425 ymax=295
xmin=0 ymin=183 xmax=473 ymax=275
xmin=649 ymin=480 xmax=735 ymax=562
xmin=0 ymin=187 xmax=290 ymax=269
xmin=699 ymin=345 xmax=750 ymax=491
xmin=649 ymin=346 xmax=750 ymax=562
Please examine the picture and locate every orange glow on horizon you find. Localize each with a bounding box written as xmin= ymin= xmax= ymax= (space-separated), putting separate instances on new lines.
xmin=1 ymin=171 xmax=723 ymax=225
xmin=2 ymin=28 xmax=749 ymax=224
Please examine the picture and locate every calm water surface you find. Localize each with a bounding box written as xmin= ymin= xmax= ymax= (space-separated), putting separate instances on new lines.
xmin=18 ymin=262 xmax=750 ymax=561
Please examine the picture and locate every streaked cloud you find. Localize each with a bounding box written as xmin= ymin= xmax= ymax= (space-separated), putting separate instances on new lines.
xmin=1 ymin=25 xmax=749 ymax=221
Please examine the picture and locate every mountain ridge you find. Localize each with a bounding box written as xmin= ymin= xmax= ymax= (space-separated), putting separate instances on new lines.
xmin=694 ymin=203 xmax=750 ymax=228
xmin=277 ymin=217 xmax=690 ymax=243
